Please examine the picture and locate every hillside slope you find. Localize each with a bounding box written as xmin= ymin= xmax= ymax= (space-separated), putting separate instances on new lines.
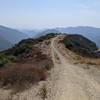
xmin=56 ymin=26 xmax=100 ymax=47
xmin=0 ymin=34 xmax=100 ymax=100
xmin=62 ymin=34 xmax=98 ymax=57
xmin=0 ymin=25 xmax=28 ymax=50
xmin=34 ymin=29 xmax=59 ymax=38
xmin=0 ymin=36 xmax=12 ymax=51
xmin=0 ymin=34 xmax=55 ymax=100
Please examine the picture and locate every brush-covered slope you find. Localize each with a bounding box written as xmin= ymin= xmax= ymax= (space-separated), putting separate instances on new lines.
xmin=63 ymin=34 xmax=98 ymax=57
xmin=0 ymin=33 xmax=56 ymax=68
xmin=0 ymin=33 xmax=55 ymax=89
xmin=57 ymin=26 xmax=100 ymax=47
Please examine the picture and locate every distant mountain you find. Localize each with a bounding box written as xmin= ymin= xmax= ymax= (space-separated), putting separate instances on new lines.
xmin=56 ymin=26 xmax=100 ymax=47
xmin=0 ymin=25 xmax=28 ymax=50
xmin=34 ymin=29 xmax=60 ymax=38
xmin=21 ymin=30 xmax=40 ymax=37
xmin=19 ymin=26 xmax=100 ymax=48
xmin=0 ymin=36 xmax=12 ymax=51
xmin=30 ymin=26 xmax=100 ymax=47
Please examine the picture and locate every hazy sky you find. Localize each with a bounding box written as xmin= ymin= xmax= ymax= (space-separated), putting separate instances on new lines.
xmin=0 ymin=0 xmax=100 ymax=29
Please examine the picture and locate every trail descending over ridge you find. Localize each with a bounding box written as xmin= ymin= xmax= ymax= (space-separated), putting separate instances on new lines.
xmin=46 ymin=36 xmax=100 ymax=100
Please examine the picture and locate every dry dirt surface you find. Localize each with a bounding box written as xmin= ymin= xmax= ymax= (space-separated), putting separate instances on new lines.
xmin=46 ymin=35 xmax=100 ymax=100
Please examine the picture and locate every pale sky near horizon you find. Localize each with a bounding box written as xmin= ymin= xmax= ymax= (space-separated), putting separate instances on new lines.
xmin=0 ymin=0 xmax=100 ymax=29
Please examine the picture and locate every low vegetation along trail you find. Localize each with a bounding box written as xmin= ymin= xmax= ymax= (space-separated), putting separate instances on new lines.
xmin=46 ymin=36 xmax=100 ymax=100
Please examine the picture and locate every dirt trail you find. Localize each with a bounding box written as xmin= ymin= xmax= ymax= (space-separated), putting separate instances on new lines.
xmin=46 ymin=36 xmax=100 ymax=100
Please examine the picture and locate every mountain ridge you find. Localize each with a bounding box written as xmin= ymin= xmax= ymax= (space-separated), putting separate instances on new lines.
xmin=0 ymin=25 xmax=28 ymax=50
xmin=23 ymin=26 xmax=100 ymax=47
xmin=55 ymin=26 xmax=100 ymax=47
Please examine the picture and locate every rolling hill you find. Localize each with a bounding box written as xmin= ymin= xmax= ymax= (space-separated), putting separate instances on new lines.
xmin=34 ymin=29 xmax=59 ymax=38
xmin=21 ymin=29 xmax=42 ymax=37
xmin=0 ymin=33 xmax=100 ymax=99
xmin=63 ymin=34 xmax=98 ymax=57
xmin=56 ymin=26 xmax=100 ymax=47
xmin=28 ymin=26 xmax=100 ymax=47
xmin=0 ymin=36 xmax=12 ymax=51
xmin=0 ymin=25 xmax=28 ymax=50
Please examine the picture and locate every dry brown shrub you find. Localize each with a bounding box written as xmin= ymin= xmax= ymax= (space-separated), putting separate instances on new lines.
xmin=0 ymin=63 xmax=47 ymax=89
xmin=80 ymin=58 xmax=100 ymax=65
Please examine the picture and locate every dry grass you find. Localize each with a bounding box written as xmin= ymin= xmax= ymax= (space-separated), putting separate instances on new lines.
xmin=79 ymin=58 xmax=100 ymax=65
xmin=74 ymin=54 xmax=100 ymax=65
xmin=0 ymin=49 xmax=53 ymax=93
xmin=0 ymin=63 xmax=47 ymax=92
xmin=58 ymin=40 xmax=100 ymax=66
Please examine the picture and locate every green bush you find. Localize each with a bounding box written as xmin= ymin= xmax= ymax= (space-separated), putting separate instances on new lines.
xmin=13 ymin=44 xmax=32 ymax=56
xmin=7 ymin=55 xmax=17 ymax=61
xmin=0 ymin=54 xmax=9 ymax=66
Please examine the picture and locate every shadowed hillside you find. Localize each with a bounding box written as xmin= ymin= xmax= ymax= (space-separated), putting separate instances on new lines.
xmin=56 ymin=26 xmax=100 ymax=47
xmin=62 ymin=34 xmax=99 ymax=58
xmin=0 ymin=25 xmax=28 ymax=51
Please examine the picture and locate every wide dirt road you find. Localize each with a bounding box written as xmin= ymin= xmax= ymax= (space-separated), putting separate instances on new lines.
xmin=46 ymin=36 xmax=100 ymax=100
